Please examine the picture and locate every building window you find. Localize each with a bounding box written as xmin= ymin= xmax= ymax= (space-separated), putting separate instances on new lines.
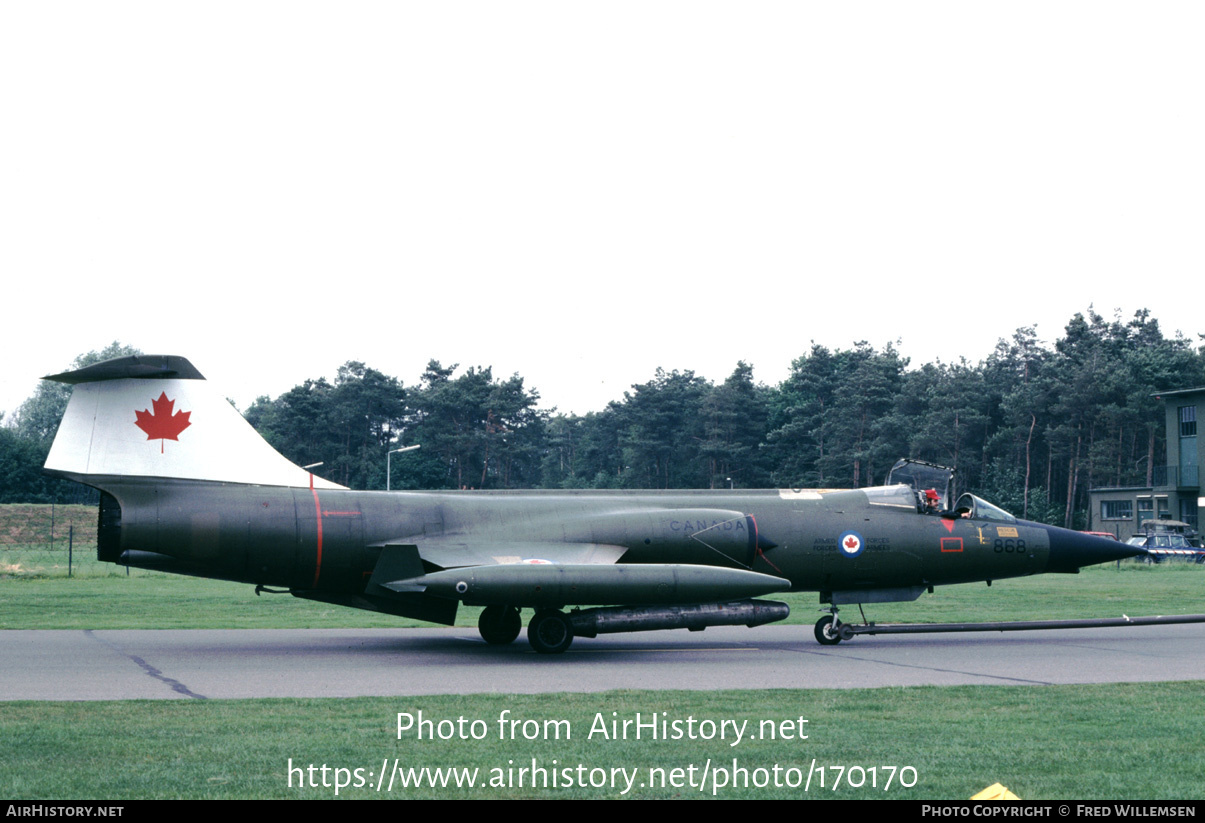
xmin=1180 ymin=406 xmax=1197 ymax=437
xmin=1101 ymin=500 xmax=1133 ymax=521
xmin=1181 ymin=498 xmax=1199 ymax=529
xmin=1137 ymin=498 xmax=1154 ymax=525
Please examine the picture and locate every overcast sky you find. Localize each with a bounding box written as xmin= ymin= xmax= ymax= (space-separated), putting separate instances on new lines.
xmin=3 ymin=2 xmax=1202 ymax=421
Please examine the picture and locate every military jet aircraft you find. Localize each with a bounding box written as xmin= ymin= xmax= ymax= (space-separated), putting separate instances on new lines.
xmin=42 ymin=355 xmax=1141 ymax=653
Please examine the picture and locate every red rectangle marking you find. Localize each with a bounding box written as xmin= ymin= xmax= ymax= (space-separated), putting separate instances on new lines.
xmin=941 ymin=537 xmax=964 ymax=553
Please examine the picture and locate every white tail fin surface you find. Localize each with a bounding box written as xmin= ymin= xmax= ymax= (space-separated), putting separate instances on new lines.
xmin=44 ymin=355 xmax=344 ymax=489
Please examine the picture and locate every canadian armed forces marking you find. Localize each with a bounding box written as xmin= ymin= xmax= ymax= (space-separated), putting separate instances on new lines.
xmin=838 ymin=531 xmax=864 ymax=558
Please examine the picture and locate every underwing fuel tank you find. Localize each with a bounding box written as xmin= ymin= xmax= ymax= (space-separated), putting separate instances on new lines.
xmin=395 ymin=563 xmax=791 ymax=607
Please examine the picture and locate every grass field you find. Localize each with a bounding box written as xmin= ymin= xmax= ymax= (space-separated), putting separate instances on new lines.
xmin=0 ymin=503 xmax=98 ymax=577
xmin=4 ymin=684 xmax=1205 ymax=799
xmin=3 ymin=509 xmax=1204 ymax=800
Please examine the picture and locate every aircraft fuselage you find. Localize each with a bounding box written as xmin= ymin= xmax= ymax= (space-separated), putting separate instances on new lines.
xmin=100 ymin=480 xmax=1087 ymax=609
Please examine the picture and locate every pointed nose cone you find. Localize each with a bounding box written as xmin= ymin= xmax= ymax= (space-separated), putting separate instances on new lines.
xmin=1041 ymin=525 xmax=1144 ymax=572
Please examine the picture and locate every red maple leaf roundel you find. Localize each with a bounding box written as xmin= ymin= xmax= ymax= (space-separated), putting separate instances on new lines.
xmin=134 ymin=392 xmax=192 ymax=452
xmin=843 ymin=535 xmax=859 ymax=550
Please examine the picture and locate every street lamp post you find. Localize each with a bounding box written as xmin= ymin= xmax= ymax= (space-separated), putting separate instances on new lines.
xmin=387 ymin=445 xmax=421 ymax=491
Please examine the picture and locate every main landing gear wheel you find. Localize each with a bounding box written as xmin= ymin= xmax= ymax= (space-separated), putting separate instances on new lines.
xmin=528 ymin=610 xmax=574 ymax=655
xmin=478 ymin=605 xmax=522 ymax=645
xmin=814 ymin=615 xmax=842 ymax=645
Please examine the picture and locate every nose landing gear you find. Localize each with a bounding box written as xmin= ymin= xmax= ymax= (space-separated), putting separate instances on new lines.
xmin=814 ymin=606 xmax=856 ymax=645
xmin=814 ymin=614 xmax=841 ymax=645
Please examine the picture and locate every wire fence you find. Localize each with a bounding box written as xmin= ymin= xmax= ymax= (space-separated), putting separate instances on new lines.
xmin=0 ymin=503 xmax=108 ymax=577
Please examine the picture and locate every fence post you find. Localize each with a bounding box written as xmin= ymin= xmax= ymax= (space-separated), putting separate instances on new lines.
xmin=68 ymin=524 xmax=73 ymax=578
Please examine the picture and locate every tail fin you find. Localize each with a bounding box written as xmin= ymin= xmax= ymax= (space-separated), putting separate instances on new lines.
xmin=43 ymin=354 xmax=344 ymax=489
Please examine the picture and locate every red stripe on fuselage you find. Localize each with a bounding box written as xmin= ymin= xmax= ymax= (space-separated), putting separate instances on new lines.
xmin=311 ymin=476 xmax=323 ymax=587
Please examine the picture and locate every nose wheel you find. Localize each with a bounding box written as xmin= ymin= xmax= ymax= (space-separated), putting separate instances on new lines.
xmin=814 ymin=614 xmax=842 ymax=645
xmin=815 ymin=605 xmax=857 ymax=645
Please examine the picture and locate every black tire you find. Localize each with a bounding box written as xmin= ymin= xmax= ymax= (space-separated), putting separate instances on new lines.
xmin=528 ymin=610 xmax=574 ymax=654
xmin=814 ymin=615 xmax=841 ymax=645
xmin=478 ymin=605 xmax=522 ymax=645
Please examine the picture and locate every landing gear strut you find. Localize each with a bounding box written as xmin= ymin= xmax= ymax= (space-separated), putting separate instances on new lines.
xmin=528 ymin=609 xmax=574 ymax=654
xmin=478 ymin=605 xmax=522 ymax=645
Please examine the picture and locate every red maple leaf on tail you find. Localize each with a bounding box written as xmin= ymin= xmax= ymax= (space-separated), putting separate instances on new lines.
xmin=134 ymin=392 xmax=192 ymax=452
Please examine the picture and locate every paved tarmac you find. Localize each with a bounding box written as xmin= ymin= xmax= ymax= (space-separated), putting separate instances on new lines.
xmin=3 ymin=622 xmax=1204 ymax=700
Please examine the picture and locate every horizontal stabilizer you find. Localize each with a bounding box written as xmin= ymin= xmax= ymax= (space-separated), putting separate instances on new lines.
xmin=45 ymin=355 xmax=206 ymax=384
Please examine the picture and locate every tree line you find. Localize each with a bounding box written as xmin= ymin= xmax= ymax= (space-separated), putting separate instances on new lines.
xmin=3 ymin=309 xmax=1203 ymax=529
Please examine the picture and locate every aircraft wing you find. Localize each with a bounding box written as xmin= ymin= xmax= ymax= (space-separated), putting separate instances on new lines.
xmin=386 ymin=539 xmax=628 ymax=570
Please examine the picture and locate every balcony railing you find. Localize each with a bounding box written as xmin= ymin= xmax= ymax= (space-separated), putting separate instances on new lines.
xmin=1095 ymin=465 xmax=1199 ymax=490
xmin=1183 ymin=465 xmax=1200 ymax=488
xmin=1148 ymin=465 xmax=1199 ymax=488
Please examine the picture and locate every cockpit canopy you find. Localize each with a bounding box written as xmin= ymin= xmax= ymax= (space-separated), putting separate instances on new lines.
xmin=886 ymin=459 xmax=954 ymax=511
xmin=951 ymin=493 xmax=1017 ymax=523
xmin=884 ymin=458 xmax=1018 ymax=522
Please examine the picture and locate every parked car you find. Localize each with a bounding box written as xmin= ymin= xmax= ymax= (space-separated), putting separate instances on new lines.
xmin=1126 ymin=520 xmax=1205 ymax=563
